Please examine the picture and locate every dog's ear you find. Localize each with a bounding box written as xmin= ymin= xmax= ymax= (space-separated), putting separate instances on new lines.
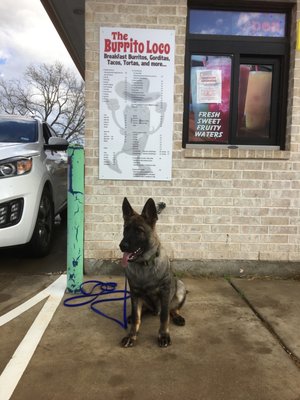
xmin=122 ymin=197 xmax=135 ymax=221
xmin=141 ymin=198 xmax=158 ymax=227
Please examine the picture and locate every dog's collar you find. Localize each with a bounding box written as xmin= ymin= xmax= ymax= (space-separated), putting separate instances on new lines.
xmin=139 ymin=249 xmax=160 ymax=266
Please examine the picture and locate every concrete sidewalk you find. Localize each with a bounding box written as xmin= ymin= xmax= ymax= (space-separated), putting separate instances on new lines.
xmin=0 ymin=273 xmax=300 ymax=399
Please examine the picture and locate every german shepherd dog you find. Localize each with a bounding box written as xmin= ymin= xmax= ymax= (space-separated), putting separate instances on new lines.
xmin=119 ymin=197 xmax=186 ymax=347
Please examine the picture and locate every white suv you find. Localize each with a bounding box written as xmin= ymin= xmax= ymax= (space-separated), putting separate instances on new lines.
xmin=0 ymin=115 xmax=68 ymax=257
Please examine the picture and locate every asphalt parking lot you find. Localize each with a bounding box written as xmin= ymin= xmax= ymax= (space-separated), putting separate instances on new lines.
xmin=0 ymin=217 xmax=66 ymax=275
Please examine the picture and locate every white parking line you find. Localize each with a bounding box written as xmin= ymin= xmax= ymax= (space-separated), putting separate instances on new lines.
xmin=0 ymin=274 xmax=66 ymax=400
xmin=0 ymin=275 xmax=66 ymax=327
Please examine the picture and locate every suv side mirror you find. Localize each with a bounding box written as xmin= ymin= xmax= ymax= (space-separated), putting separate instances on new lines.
xmin=44 ymin=137 xmax=69 ymax=151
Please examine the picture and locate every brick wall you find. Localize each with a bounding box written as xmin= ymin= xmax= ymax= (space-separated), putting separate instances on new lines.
xmin=85 ymin=0 xmax=300 ymax=271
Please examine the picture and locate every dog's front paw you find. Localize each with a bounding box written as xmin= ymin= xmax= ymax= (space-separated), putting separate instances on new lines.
xmin=121 ymin=335 xmax=136 ymax=348
xmin=158 ymin=332 xmax=171 ymax=347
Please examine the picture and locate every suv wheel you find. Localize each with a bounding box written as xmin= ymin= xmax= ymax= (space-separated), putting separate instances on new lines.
xmin=27 ymin=187 xmax=54 ymax=257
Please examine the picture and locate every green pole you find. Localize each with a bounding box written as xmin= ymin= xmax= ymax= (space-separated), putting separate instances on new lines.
xmin=67 ymin=144 xmax=84 ymax=293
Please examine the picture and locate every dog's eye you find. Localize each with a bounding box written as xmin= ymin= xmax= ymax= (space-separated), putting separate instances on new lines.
xmin=136 ymin=226 xmax=145 ymax=234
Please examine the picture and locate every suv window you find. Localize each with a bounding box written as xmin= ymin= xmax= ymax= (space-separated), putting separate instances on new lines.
xmin=0 ymin=119 xmax=38 ymax=143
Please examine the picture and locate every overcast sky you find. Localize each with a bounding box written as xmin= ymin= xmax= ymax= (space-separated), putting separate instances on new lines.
xmin=0 ymin=0 xmax=79 ymax=81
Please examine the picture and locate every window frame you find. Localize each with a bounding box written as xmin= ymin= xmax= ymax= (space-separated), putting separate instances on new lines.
xmin=183 ymin=2 xmax=292 ymax=150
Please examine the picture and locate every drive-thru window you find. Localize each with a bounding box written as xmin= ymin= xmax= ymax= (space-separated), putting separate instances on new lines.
xmin=184 ymin=4 xmax=292 ymax=149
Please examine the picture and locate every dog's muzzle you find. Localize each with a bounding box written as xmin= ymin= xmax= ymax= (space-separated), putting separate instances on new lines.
xmin=120 ymin=244 xmax=143 ymax=267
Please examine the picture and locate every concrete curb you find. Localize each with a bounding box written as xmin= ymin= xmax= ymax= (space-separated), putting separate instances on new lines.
xmin=84 ymin=258 xmax=300 ymax=278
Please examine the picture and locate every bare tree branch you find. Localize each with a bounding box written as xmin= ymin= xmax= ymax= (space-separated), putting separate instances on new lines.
xmin=0 ymin=61 xmax=85 ymax=142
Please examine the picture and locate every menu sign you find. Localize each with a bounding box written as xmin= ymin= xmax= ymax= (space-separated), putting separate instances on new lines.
xmin=99 ymin=27 xmax=175 ymax=181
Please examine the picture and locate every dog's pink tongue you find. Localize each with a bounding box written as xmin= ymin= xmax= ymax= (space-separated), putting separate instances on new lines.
xmin=122 ymin=252 xmax=131 ymax=267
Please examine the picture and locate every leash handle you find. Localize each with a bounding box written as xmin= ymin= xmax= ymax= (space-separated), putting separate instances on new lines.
xmin=63 ymin=278 xmax=130 ymax=329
